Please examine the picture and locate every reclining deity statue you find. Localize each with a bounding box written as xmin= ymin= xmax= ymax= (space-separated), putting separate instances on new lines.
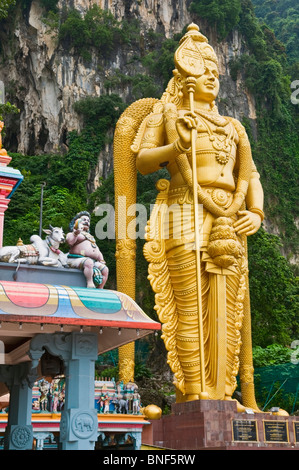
xmin=0 ymin=225 xmax=68 ymax=267
xmin=113 ymin=24 xmax=266 ymax=412
xmin=66 ymin=211 xmax=109 ymax=288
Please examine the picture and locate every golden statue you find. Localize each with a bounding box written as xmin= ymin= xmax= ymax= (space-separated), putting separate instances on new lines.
xmin=114 ymin=24 xmax=264 ymax=411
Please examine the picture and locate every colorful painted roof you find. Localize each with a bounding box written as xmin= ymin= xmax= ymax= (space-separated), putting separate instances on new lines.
xmin=0 ymin=280 xmax=160 ymax=330
xmin=0 ymin=165 xmax=23 ymax=198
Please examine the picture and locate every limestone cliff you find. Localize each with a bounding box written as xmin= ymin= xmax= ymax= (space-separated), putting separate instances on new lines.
xmin=0 ymin=0 xmax=256 ymax=165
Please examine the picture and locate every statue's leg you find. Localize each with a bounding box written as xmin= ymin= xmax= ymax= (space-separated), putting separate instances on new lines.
xmin=167 ymin=247 xmax=205 ymax=400
xmin=83 ymin=258 xmax=95 ymax=288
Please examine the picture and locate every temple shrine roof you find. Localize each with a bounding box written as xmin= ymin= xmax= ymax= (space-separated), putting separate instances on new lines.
xmin=0 ymin=279 xmax=160 ymax=366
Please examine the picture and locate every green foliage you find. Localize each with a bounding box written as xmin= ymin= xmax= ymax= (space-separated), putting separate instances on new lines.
xmin=4 ymin=93 xmax=126 ymax=267
xmin=104 ymin=72 xmax=161 ymax=101
xmin=251 ymin=0 xmax=299 ymax=64
xmin=49 ymin=94 xmax=126 ymax=196
xmin=141 ymin=35 xmax=183 ymax=88
xmin=96 ymin=366 xmax=119 ymax=381
xmin=0 ymin=101 xmax=19 ymax=120
xmin=256 ymin=378 xmax=299 ymax=414
xmin=253 ymin=344 xmax=293 ymax=367
xmin=0 ymin=0 xmax=16 ymax=20
xmin=190 ymin=0 xmax=242 ymax=40
xmin=250 ymin=112 xmax=299 ymax=252
xmin=4 ymin=154 xmax=84 ymax=244
xmin=39 ymin=0 xmax=58 ymax=13
xmin=134 ymin=363 xmax=153 ymax=381
xmin=58 ymin=5 xmax=136 ymax=61
xmin=248 ymin=228 xmax=299 ymax=347
xmin=229 ymin=1 xmax=299 ymax=254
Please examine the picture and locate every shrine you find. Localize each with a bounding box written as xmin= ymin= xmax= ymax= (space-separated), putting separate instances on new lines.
xmin=0 ymin=269 xmax=160 ymax=450
xmin=0 ymin=123 xmax=161 ymax=450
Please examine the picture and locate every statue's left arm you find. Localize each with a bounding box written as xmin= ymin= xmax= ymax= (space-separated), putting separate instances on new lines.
xmin=234 ymin=162 xmax=264 ymax=236
xmin=229 ymin=118 xmax=264 ymax=236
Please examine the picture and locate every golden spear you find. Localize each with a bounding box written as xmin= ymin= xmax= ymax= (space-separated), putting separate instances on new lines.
xmin=174 ymin=24 xmax=209 ymax=399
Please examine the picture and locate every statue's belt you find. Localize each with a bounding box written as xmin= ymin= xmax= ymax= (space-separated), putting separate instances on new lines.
xmin=167 ymin=186 xmax=234 ymax=210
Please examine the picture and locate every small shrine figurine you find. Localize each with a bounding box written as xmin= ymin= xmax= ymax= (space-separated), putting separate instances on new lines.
xmin=66 ymin=211 xmax=109 ymax=288
xmin=132 ymin=389 xmax=141 ymax=414
xmin=39 ymin=379 xmax=50 ymax=412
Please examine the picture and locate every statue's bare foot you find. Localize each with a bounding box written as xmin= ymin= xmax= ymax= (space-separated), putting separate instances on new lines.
xmin=224 ymin=396 xmax=246 ymax=412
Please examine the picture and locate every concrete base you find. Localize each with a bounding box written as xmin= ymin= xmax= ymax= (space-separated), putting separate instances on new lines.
xmin=143 ymin=400 xmax=299 ymax=450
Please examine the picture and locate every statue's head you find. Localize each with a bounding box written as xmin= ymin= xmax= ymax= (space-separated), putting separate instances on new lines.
xmin=69 ymin=211 xmax=91 ymax=232
xmin=162 ymin=24 xmax=219 ymax=108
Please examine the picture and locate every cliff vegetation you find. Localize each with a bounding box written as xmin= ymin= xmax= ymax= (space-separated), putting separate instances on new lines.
xmin=0 ymin=0 xmax=298 ymax=383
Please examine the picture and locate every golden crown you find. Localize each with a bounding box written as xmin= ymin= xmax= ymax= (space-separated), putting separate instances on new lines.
xmin=174 ymin=23 xmax=219 ymax=77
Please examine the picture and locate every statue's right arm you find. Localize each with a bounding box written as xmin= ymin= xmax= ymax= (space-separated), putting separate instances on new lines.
xmin=136 ymin=144 xmax=180 ymax=175
xmin=135 ymin=112 xmax=192 ymax=175
xmin=66 ymin=230 xmax=81 ymax=246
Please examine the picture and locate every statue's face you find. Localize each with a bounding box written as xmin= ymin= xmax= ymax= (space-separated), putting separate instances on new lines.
xmin=194 ymin=60 xmax=219 ymax=103
xmin=80 ymin=215 xmax=90 ymax=231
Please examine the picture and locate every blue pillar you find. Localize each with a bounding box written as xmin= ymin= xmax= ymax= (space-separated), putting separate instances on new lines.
xmin=0 ymin=363 xmax=34 ymax=450
xmin=60 ymin=332 xmax=98 ymax=450
xmin=29 ymin=332 xmax=99 ymax=450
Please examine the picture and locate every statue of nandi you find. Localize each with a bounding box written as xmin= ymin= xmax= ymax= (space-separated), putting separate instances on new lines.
xmin=0 ymin=225 xmax=68 ymax=268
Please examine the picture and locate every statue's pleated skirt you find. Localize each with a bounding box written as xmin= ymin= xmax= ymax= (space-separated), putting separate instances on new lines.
xmin=165 ymin=195 xmax=243 ymax=399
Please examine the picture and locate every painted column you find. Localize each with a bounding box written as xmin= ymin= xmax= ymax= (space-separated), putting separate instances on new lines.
xmin=0 ymin=362 xmax=35 ymax=450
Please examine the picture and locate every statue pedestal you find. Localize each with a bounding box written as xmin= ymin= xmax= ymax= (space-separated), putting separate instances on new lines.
xmin=143 ymin=400 xmax=299 ymax=450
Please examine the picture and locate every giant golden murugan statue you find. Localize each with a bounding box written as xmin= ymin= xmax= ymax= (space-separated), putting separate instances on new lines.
xmin=114 ymin=24 xmax=264 ymax=411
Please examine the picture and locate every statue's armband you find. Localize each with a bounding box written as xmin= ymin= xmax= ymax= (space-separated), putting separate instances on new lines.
xmin=131 ymin=104 xmax=165 ymax=154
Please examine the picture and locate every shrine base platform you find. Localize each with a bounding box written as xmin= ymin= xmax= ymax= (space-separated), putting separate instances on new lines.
xmin=0 ymin=412 xmax=149 ymax=450
xmin=142 ymin=400 xmax=299 ymax=450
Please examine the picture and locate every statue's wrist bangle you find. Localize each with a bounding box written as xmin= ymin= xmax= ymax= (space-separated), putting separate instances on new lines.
xmin=249 ymin=207 xmax=265 ymax=221
xmin=173 ymin=139 xmax=191 ymax=154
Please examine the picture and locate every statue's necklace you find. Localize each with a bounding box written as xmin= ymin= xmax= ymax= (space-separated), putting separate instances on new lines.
xmin=194 ymin=109 xmax=232 ymax=165
xmin=194 ymin=108 xmax=228 ymax=127
xmin=83 ymin=232 xmax=97 ymax=248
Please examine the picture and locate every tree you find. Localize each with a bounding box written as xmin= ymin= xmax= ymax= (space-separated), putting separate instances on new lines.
xmin=248 ymin=228 xmax=298 ymax=347
xmin=190 ymin=0 xmax=242 ymax=40
xmin=0 ymin=0 xmax=16 ymax=20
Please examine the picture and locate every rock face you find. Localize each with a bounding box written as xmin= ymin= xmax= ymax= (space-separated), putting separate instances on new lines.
xmin=0 ymin=0 xmax=256 ymax=163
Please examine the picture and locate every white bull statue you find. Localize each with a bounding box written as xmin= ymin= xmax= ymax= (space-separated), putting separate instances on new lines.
xmin=0 ymin=225 xmax=68 ymax=267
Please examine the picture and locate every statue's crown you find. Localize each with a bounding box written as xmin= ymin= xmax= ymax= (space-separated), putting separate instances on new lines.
xmin=179 ymin=23 xmax=208 ymax=44
xmin=175 ymin=23 xmax=218 ymax=77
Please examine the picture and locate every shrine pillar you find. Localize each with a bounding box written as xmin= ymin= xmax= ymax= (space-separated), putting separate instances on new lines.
xmin=0 ymin=362 xmax=35 ymax=450
xmin=29 ymin=332 xmax=99 ymax=450
xmin=60 ymin=332 xmax=98 ymax=450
